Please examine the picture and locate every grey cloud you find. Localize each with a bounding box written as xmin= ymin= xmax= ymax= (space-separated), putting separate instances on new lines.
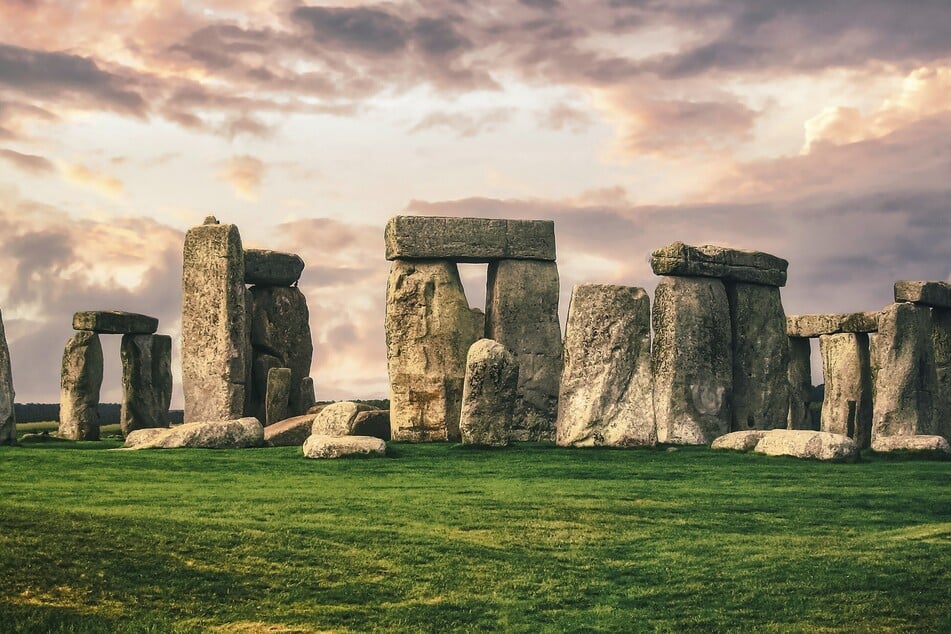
xmin=292 ymin=6 xmax=409 ymax=55
xmin=410 ymin=109 xmax=512 ymax=137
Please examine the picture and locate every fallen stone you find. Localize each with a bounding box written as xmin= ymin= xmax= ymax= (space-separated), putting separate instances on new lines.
xmin=312 ymin=401 xmax=378 ymax=437
xmin=459 ymin=339 xmax=517 ymax=447
xmin=819 ymin=333 xmax=873 ymax=449
xmin=652 ymin=276 xmax=733 ymax=444
xmin=264 ymin=414 xmax=316 ymax=447
xmin=124 ymin=417 xmax=264 ymax=449
xmin=59 ymin=330 xmax=103 ymax=441
xmin=786 ymin=312 xmax=880 ymax=338
xmin=894 ymin=280 xmax=951 ymax=309
xmin=0 ymin=308 xmax=15 ymax=445
xmin=244 ymin=249 xmax=305 ymax=286
xmin=556 ymin=284 xmax=655 ymax=447
xmin=300 ymin=377 xmax=317 ymax=413
xmin=265 ymin=367 xmax=292 ymax=425
xmin=932 ymin=308 xmax=951 ymax=441
xmin=651 ymin=242 xmax=788 ymax=287
xmin=181 ymin=221 xmax=249 ymax=422
xmin=385 ymin=215 xmax=556 ymax=262
xmin=306 ymin=403 xmax=326 ymax=415
xmin=351 ymin=409 xmax=391 ymax=440
xmin=870 ymin=435 xmax=951 ymax=455
xmin=120 ymin=334 xmax=172 ymax=436
xmin=710 ymin=430 xmax=768 ymax=452
xmin=754 ymin=429 xmax=858 ymax=461
xmin=72 ymin=310 xmax=158 ymax=335
xmin=302 ymin=434 xmax=387 ymax=459
xmin=787 ymin=337 xmax=813 ymax=430
xmin=486 ymin=259 xmax=562 ymax=441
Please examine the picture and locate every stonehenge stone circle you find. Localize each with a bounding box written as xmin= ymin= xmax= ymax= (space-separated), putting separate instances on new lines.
xmin=59 ymin=330 xmax=104 ymax=440
xmin=787 ymin=337 xmax=813 ymax=430
xmin=181 ymin=220 xmax=249 ymax=423
xmin=460 ymin=339 xmax=518 ymax=447
xmin=303 ymin=434 xmax=387 ymax=459
xmin=265 ymin=367 xmax=292 ymax=425
xmin=72 ymin=310 xmax=158 ymax=335
xmin=786 ymin=312 xmax=879 ymax=338
xmin=819 ymin=333 xmax=873 ymax=449
xmin=244 ymin=249 xmax=305 ymax=286
xmin=556 ymin=284 xmax=655 ymax=447
xmin=0 ymin=308 xmax=15 ymax=445
xmin=650 ymin=241 xmax=788 ymax=287
xmin=754 ymin=429 xmax=858 ymax=461
xmin=385 ymin=216 xmax=555 ymax=262
xmin=120 ymin=334 xmax=172 ymax=436
xmin=124 ymin=417 xmax=264 ymax=450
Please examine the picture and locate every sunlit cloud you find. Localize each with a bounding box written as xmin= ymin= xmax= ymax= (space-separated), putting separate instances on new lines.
xmin=217 ymin=154 xmax=265 ymax=200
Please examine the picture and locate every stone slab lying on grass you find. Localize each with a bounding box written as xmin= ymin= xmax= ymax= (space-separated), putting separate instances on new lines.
xmin=870 ymin=435 xmax=951 ymax=455
xmin=753 ymin=429 xmax=858 ymax=462
xmin=124 ymin=417 xmax=263 ymax=449
xmin=244 ymin=248 xmax=305 ymax=286
xmin=302 ymin=434 xmax=386 ymax=459
xmin=264 ymin=414 xmax=316 ymax=447
xmin=710 ymin=430 xmax=768 ymax=452
xmin=72 ymin=310 xmax=158 ymax=335
xmin=650 ymin=241 xmax=788 ymax=286
xmin=351 ymin=409 xmax=391 ymax=440
xmin=894 ymin=280 xmax=951 ymax=309
xmin=384 ymin=215 xmax=556 ymax=262
xmin=312 ymin=401 xmax=379 ymax=436
xmin=786 ymin=312 xmax=880 ymax=338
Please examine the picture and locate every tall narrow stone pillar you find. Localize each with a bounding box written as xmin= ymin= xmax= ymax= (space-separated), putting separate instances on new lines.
xmin=120 ymin=334 xmax=172 ymax=436
xmin=59 ymin=331 xmax=103 ymax=440
xmin=933 ymin=308 xmax=951 ymax=440
xmin=787 ymin=337 xmax=813 ymax=429
xmin=0 ymin=308 xmax=15 ymax=445
xmin=652 ymin=276 xmax=733 ymax=444
xmin=181 ymin=218 xmax=249 ymax=422
xmin=819 ymin=333 xmax=873 ymax=448
xmin=485 ymin=259 xmax=562 ymax=441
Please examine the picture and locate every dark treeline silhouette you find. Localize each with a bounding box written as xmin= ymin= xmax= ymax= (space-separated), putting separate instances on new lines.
xmin=15 ymin=403 xmax=184 ymax=425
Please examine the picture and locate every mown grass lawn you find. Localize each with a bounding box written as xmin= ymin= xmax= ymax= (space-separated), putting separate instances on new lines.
xmin=0 ymin=437 xmax=948 ymax=633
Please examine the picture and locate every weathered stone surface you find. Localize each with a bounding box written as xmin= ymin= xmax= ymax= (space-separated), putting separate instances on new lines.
xmin=786 ymin=312 xmax=880 ymax=338
xmin=651 ymin=242 xmax=788 ymax=287
xmin=248 ymin=285 xmax=313 ymax=418
xmin=871 ymin=435 xmax=951 ymax=454
xmin=754 ymin=429 xmax=859 ymax=461
xmin=120 ymin=334 xmax=172 ymax=436
xmin=652 ymin=276 xmax=733 ymax=445
xmin=710 ymin=430 xmax=768 ymax=452
xmin=302 ymin=434 xmax=386 ymax=459
xmin=264 ymin=414 xmax=316 ymax=447
xmin=59 ymin=330 xmax=103 ymax=440
xmin=458 ymin=339 xmax=517 ymax=446
xmin=386 ymin=260 xmax=481 ymax=442
xmin=351 ymin=410 xmax=391 ymax=440
xmin=486 ymin=259 xmax=562 ymax=441
xmin=556 ymin=285 xmax=655 ymax=447
xmin=728 ymin=283 xmax=789 ymax=431
xmin=244 ymin=249 xmax=305 ymax=286
xmin=250 ymin=353 xmax=281 ymax=421
xmin=181 ymin=222 xmax=248 ymax=423
xmin=300 ymin=377 xmax=316 ymax=413
xmin=872 ymin=303 xmax=937 ymax=438
xmin=72 ymin=310 xmax=158 ymax=335
xmin=312 ymin=401 xmax=377 ymax=437
xmin=819 ymin=333 xmax=873 ymax=449
xmin=307 ymin=403 xmax=326 ymax=415
xmin=0 ymin=308 xmax=15 ymax=445
xmin=932 ymin=308 xmax=951 ymax=440
xmin=787 ymin=337 xmax=813 ymax=430
xmin=124 ymin=417 xmax=264 ymax=449
xmin=265 ymin=367 xmax=292 ymax=425
xmin=385 ymin=215 xmax=556 ymax=262
xmin=894 ymin=280 xmax=951 ymax=309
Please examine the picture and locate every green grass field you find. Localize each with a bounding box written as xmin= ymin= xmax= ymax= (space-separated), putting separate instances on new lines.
xmin=0 ymin=436 xmax=948 ymax=633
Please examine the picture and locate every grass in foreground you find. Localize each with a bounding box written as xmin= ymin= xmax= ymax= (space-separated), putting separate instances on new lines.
xmin=0 ymin=440 xmax=948 ymax=633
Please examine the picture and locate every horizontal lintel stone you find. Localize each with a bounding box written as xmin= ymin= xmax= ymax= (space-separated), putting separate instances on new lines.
xmin=244 ymin=249 xmax=305 ymax=286
xmin=650 ymin=241 xmax=788 ymax=286
xmin=786 ymin=312 xmax=880 ymax=338
xmin=72 ymin=311 xmax=158 ymax=335
xmin=894 ymin=280 xmax=951 ymax=309
xmin=384 ymin=215 xmax=555 ymax=262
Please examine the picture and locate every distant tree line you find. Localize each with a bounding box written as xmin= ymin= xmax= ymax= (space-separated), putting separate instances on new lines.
xmin=15 ymin=403 xmax=184 ymax=424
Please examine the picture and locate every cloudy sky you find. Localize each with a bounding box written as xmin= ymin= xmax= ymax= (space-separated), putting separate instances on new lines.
xmin=1 ymin=0 xmax=949 ymax=406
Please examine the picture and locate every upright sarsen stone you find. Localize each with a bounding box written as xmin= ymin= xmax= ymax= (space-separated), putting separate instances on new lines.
xmin=932 ymin=308 xmax=951 ymax=440
xmin=819 ymin=333 xmax=873 ymax=448
xmin=386 ymin=260 xmax=482 ymax=442
xmin=652 ymin=276 xmax=733 ymax=444
xmin=787 ymin=337 xmax=813 ymax=430
xmin=0 ymin=308 xmax=15 ymax=445
xmin=460 ymin=339 xmax=518 ymax=447
xmin=181 ymin=221 xmax=249 ymax=423
xmin=556 ymin=284 xmax=655 ymax=447
xmin=486 ymin=259 xmax=562 ymax=441
xmin=59 ymin=330 xmax=103 ymax=440
xmin=265 ymin=367 xmax=292 ymax=425
xmin=120 ymin=334 xmax=172 ymax=436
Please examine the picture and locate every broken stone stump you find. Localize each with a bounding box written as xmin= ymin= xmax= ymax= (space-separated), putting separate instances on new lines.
xmin=265 ymin=367 xmax=292 ymax=425
xmin=727 ymin=283 xmax=789 ymax=431
xmin=485 ymin=259 xmax=562 ymax=441
xmin=0 ymin=308 xmax=15 ymax=445
xmin=787 ymin=337 xmax=813 ymax=430
xmin=652 ymin=276 xmax=733 ymax=444
xmin=872 ymin=302 xmax=937 ymax=439
xmin=556 ymin=284 xmax=655 ymax=447
xmin=650 ymin=242 xmax=788 ymax=286
xmin=244 ymin=249 xmax=305 ymax=286
xmin=819 ymin=333 xmax=873 ymax=449
xmin=120 ymin=334 xmax=172 ymax=436
xmin=459 ymin=339 xmax=518 ymax=447
xmin=932 ymin=308 xmax=951 ymax=440
xmin=181 ymin=221 xmax=249 ymax=423
xmin=72 ymin=310 xmax=158 ymax=335
xmin=59 ymin=330 xmax=103 ymax=440
xmin=300 ymin=377 xmax=317 ymax=413
xmin=386 ymin=260 xmax=481 ymax=442
xmin=384 ymin=216 xmax=556 ymax=262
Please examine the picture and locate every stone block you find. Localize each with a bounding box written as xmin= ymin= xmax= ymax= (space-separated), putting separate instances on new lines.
xmin=787 ymin=337 xmax=813 ymax=430
xmin=311 ymin=401 xmax=377 ymax=436
xmin=124 ymin=417 xmax=264 ymax=449
xmin=384 ymin=216 xmax=555 ymax=262
xmin=120 ymin=334 xmax=172 ymax=436
xmin=871 ymin=435 xmax=951 ymax=455
xmin=0 ymin=308 xmax=14 ymax=445
xmin=786 ymin=312 xmax=880 ymax=338
xmin=59 ymin=330 xmax=103 ymax=440
xmin=711 ymin=430 xmax=768 ymax=452
xmin=265 ymin=367 xmax=292 ymax=425
xmin=302 ymin=434 xmax=386 ymax=459
xmin=753 ymin=429 xmax=858 ymax=461
xmin=651 ymin=241 xmax=787 ymax=286
xmin=244 ymin=249 xmax=305 ymax=286
xmin=932 ymin=308 xmax=951 ymax=441
xmin=460 ymin=339 xmax=518 ymax=447
xmin=894 ymin=280 xmax=951 ymax=309
xmin=264 ymin=414 xmax=316 ymax=447
xmin=352 ymin=410 xmax=391 ymax=440
xmin=819 ymin=333 xmax=873 ymax=449
xmin=72 ymin=310 xmax=158 ymax=335
xmin=300 ymin=377 xmax=317 ymax=413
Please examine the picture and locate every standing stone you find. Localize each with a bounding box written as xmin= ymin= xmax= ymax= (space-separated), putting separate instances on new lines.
xmin=459 ymin=339 xmax=518 ymax=446
xmin=556 ymin=284 xmax=655 ymax=447
xmin=0 ymin=308 xmax=15 ymax=445
xmin=386 ymin=260 xmax=481 ymax=441
xmin=652 ymin=276 xmax=733 ymax=444
xmin=120 ymin=334 xmax=172 ymax=436
xmin=181 ymin=221 xmax=248 ymax=423
xmin=300 ymin=376 xmax=317 ymax=413
xmin=872 ymin=302 xmax=937 ymax=438
xmin=485 ymin=259 xmax=562 ymax=441
xmin=932 ymin=308 xmax=951 ymax=440
xmin=727 ymin=283 xmax=789 ymax=431
xmin=251 ymin=353 xmax=281 ymax=422
xmin=248 ymin=286 xmax=313 ymax=418
xmin=59 ymin=331 xmax=103 ymax=440
xmin=787 ymin=337 xmax=813 ymax=430
xmin=265 ymin=367 xmax=292 ymax=425
xmin=819 ymin=333 xmax=873 ymax=449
